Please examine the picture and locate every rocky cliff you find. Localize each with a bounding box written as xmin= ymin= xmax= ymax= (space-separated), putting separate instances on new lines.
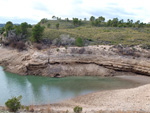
xmin=0 ymin=45 xmax=150 ymax=77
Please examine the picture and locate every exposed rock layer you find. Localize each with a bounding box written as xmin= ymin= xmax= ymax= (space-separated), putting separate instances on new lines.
xmin=0 ymin=45 xmax=150 ymax=77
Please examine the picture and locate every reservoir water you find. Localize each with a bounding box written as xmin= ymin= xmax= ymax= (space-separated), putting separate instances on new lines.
xmin=0 ymin=66 xmax=141 ymax=106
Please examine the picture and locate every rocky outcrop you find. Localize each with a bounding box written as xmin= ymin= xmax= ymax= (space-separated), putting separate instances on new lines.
xmin=1 ymin=45 xmax=150 ymax=77
xmin=4 ymin=30 xmax=26 ymax=41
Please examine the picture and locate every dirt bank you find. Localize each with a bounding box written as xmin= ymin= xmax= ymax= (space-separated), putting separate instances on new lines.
xmin=1 ymin=45 xmax=150 ymax=77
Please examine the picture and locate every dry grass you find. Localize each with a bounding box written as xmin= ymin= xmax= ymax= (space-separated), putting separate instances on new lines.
xmin=42 ymin=23 xmax=150 ymax=46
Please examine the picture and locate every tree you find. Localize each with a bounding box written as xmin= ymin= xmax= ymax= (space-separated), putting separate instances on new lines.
xmin=47 ymin=23 xmax=51 ymax=28
xmin=28 ymin=24 xmax=32 ymax=28
xmin=112 ymin=18 xmax=119 ymax=27
xmin=94 ymin=19 xmax=100 ymax=26
xmin=20 ymin=22 xmax=28 ymax=35
xmin=135 ymin=20 xmax=140 ymax=28
xmin=98 ymin=16 xmax=105 ymax=22
xmin=90 ymin=16 xmax=95 ymax=26
xmin=40 ymin=18 xmax=48 ymax=24
xmin=90 ymin=16 xmax=95 ymax=22
xmin=106 ymin=19 xmax=112 ymax=27
xmin=118 ymin=19 xmax=124 ymax=27
xmin=0 ymin=27 xmax=5 ymax=34
xmin=52 ymin=16 xmax=56 ymax=20
xmin=126 ymin=19 xmax=133 ymax=27
xmin=5 ymin=21 xmax=13 ymax=35
xmin=14 ymin=25 xmax=22 ymax=35
xmin=32 ymin=24 xmax=44 ymax=42
xmin=5 ymin=95 xmax=22 ymax=112
xmin=56 ymin=23 xmax=59 ymax=29
xmin=65 ymin=18 xmax=69 ymax=22
xmin=72 ymin=18 xmax=82 ymax=26
xmin=73 ymin=18 xmax=79 ymax=26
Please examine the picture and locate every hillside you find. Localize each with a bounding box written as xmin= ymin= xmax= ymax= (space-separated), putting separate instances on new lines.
xmin=40 ymin=20 xmax=150 ymax=46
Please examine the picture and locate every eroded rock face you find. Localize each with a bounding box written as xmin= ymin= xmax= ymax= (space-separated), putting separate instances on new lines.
xmin=5 ymin=30 xmax=25 ymax=41
xmin=26 ymin=63 xmax=114 ymax=77
xmin=1 ymin=45 xmax=150 ymax=77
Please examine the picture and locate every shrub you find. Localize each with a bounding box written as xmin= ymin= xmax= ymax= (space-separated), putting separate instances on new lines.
xmin=5 ymin=95 xmax=22 ymax=112
xmin=73 ymin=106 xmax=82 ymax=113
xmin=34 ymin=43 xmax=42 ymax=50
xmin=25 ymin=106 xmax=29 ymax=111
xmin=21 ymin=105 xmax=24 ymax=110
xmin=2 ymin=41 xmax=10 ymax=46
xmin=78 ymin=48 xmax=85 ymax=54
xmin=75 ymin=37 xmax=84 ymax=47
xmin=16 ymin=41 xmax=26 ymax=51
xmin=10 ymin=41 xmax=17 ymax=48
xmin=140 ymin=44 xmax=150 ymax=49
xmin=56 ymin=23 xmax=60 ymax=29
xmin=57 ymin=48 xmax=59 ymax=52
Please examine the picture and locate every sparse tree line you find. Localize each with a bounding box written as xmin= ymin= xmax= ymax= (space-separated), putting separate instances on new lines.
xmin=39 ymin=16 xmax=150 ymax=28
xmin=0 ymin=15 xmax=150 ymax=51
xmin=0 ymin=21 xmax=45 ymax=51
xmin=89 ymin=16 xmax=149 ymax=28
xmin=0 ymin=21 xmax=44 ymax=42
xmin=89 ymin=16 xmax=148 ymax=28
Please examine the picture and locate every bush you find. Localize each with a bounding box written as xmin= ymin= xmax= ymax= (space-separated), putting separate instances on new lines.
xmin=25 ymin=106 xmax=29 ymax=111
xmin=140 ymin=44 xmax=150 ymax=49
xmin=5 ymin=95 xmax=22 ymax=112
xmin=75 ymin=37 xmax=84 ymax=47
xmin=57 ymin=48 xmax=59 ymax=52
xmin=16 ymin=41 xmax=26 ymax=51
xmin=10 ymin=41 xmax=17 ymax=48
xmin=34 ymin=43 xmax=42 ymax=50
xmin=31 ymin=24 xmax=44 ymax=42
xmin=73 ymin=106 xmax=82 ymax=113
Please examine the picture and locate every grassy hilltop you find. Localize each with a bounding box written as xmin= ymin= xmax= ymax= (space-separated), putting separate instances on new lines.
xmin=1 ymin=17 xmax=150 ymax=48
xmin=40 ymin=19 xmax=150 ymax=46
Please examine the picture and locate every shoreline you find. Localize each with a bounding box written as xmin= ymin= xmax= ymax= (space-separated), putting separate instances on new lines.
xmin=0 ymin=75 xmax=150 ymax=112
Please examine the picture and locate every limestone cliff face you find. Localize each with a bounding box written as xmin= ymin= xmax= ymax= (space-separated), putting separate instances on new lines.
xmin=0 ymin=45 xmax=150 ymax=77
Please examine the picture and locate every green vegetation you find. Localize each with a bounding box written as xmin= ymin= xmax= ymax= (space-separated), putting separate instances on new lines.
xmin=74 ymin=106 xmax=82 ymax=113
xmin=56 ymin=23 xmax=60 ymax=29
xmin=5 ymin=21 xmax=13 ymax=35
xmin=0 ymin=27 xmax=4 ymax=34
xmin=73 ymin=18 xmax=82 ymax=26
xmin=75 ymin=37 xmax=84 ymax=47
xmin=47 ymin=23 xmax=51 ymax=28
xmin=1 ymin=16 xmax=150 ymax=48
xmin=31 ymin=24 xmax=45 ymax=42
xmin=25 ymin=106 xmax=29 ymax=111
xmin=5 ymin=95 xmax=22 ymax=112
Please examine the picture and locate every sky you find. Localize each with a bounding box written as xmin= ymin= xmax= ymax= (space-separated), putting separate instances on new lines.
xmin=0 ymin=0 xmax=149 ymax=24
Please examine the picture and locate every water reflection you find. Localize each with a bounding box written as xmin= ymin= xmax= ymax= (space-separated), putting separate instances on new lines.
xmin=0 ymin=67 xmax=140 ymax=105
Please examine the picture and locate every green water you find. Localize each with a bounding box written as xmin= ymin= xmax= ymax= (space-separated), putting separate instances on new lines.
xmin=0 ymin=66 xmax=140 ymax=106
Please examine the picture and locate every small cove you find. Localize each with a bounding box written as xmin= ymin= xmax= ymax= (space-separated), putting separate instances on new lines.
xmin=0 ymin=66 xmax=143 ymax=106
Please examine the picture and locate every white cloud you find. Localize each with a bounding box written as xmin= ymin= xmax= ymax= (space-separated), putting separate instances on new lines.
xmin=0 ymin=0 xmax=150 ymax=24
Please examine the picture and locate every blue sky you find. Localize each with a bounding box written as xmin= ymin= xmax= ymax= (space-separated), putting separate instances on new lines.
xmin=0 ymin=0 xmax=149 ymax=24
